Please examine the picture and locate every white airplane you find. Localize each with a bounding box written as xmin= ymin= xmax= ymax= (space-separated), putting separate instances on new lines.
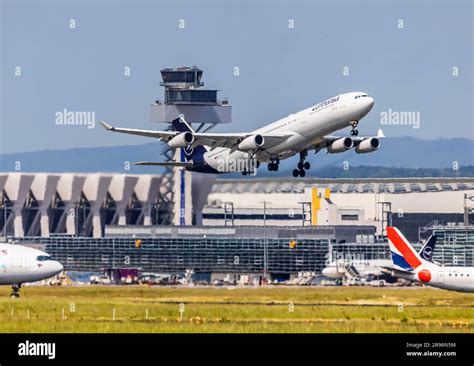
xmin=322 ymin=259 xmax=392 ymax=280
xmin=0 ymin=243 xmax=63 ymax=297
xmin=100 ymin=92 xmax=383 ymax=177
xmin=322 ymin=234 xmax=437 ymax=280
xmin=384 ymin=227 xmax=474 ymax=293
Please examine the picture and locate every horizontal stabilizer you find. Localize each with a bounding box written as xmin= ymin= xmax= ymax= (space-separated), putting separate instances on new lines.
xmin=133 ymin=161 xmax=193 ymax=167
xmin=381 ymin=266 xmax=413 ymax=275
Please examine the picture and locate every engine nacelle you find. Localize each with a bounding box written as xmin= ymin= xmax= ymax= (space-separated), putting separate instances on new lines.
xmin=355 ymin=137 xmax=380 ymax=154
xmin=327 ymin=137 xmax=353 ymax=153
xmin=237 ymin=134 xmax=265 ymax=151
xmin=168 ymin=132 xmax=194 ymax=148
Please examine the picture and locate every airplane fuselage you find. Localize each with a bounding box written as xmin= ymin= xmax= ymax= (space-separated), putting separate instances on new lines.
xmin=0 ymin=243 xmax=63 ymax=286
xmin=322 ymin=259 xmax=392 ymax=279
xmin=188 ymin=92 xmax=374 ymax=173
xmin=394 ymin=263 xmax=474 ymax=293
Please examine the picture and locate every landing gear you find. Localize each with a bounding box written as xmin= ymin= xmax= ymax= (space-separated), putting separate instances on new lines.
xmin=293 ymin=169 xmax=306 ymax=177
xmin=10 ymin=284 xmax=21 ymax=298
xmin=350 ymin=120 xmax=359 ymax=136
xmin=268 ymin=158 xmax=280 ymax=172
xmin=242 ymin=160 xmax=260 ymax=176
xmin=293 ymin=151 xmax=309 ymax=177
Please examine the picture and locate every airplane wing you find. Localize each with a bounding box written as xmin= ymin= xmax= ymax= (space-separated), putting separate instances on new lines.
xmin=309 ymin=129 xmax=385 ymax=154
xmin=99 ymin=121 xmax=177 ymax=140
xmin=195 ymin=133 xmax=291 ymax=149
xmin=134 ymin=161 xmax=193 ymax=167
xmin=100 ymin=121 xmax=291 ymax=149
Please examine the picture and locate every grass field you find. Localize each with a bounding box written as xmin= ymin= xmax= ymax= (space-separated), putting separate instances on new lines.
xmin=0 ymin=285 xmax=472 ymax=333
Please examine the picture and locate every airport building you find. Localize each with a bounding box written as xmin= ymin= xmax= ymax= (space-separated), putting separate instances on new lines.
xmin=2 ymin=171 xmax=474 ymax=279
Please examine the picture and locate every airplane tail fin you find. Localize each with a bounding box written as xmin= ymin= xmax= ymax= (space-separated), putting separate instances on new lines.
xmin=171 ymin=117 xmax=207 ymax=162
xmin=419 ymin=234 xmax=437 ymax=262
xmin=387 ymin=227 xmax=425 ymax=272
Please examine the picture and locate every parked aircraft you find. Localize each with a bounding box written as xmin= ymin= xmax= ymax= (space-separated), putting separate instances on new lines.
xmin=0 ymin=243 xmax=63 ymax=297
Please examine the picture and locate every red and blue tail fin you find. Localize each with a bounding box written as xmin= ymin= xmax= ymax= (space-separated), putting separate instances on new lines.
xmin=387 ymin=227 xmax=424 ymax=272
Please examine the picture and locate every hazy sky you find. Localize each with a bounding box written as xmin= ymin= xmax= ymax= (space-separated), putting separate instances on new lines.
xmin=1 ymin=0 xmax=473 ymax=154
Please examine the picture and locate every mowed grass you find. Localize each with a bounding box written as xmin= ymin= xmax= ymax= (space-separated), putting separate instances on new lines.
xmin=0 ymin=285 xmax=472 ymax=333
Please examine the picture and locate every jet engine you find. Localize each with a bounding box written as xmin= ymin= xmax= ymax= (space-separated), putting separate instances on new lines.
xmin=237 ymin=134 xmax=265 ymax=151
xmin=327 ymin=137 xmax=353 ymax=153
xmin=168 ymin=132 xmax=194 ymax=148
xmin=355 ymin=137 xmax=380 ymax=153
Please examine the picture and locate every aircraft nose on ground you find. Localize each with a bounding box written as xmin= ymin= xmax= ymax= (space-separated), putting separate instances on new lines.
xmin=322 ymin=267 xmax=335 ymax=277
xmin=46 ymin=261 xmax=63 ymax=276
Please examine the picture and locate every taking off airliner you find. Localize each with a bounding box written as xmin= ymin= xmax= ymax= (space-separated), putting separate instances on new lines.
xmin=0 ymin=243 xmax=63 ymax=297
xmin=100 ymin=92 xmax=383 ymax=177
xmin=385 ymin=227 xmax=474 ymax=293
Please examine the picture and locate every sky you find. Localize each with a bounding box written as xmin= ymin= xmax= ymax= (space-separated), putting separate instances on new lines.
xmin=1 ymin=0 xmax=473 ymax=154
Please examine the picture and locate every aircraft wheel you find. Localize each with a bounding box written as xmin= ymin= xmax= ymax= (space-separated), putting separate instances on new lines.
xmin=304 ymin=162 xmax=310 ymax=170
xmin=299 ymin=169 xmax=306 ymax=177
xmin=297 ymin=162 xmax=304 ymax=170
xmin=292 ymin=169 xmax=299 ymax=177
xmin=242 ymin=171 xmax=248 ymax=176
xmin=353 ymin=129 xmax=359 ymax=136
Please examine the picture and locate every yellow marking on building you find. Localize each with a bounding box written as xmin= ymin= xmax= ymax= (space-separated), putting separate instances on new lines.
xmin=324 ymin=187 xmax=331 ymax=200
xmin=311 ymin=188 xmax=320 ymax=225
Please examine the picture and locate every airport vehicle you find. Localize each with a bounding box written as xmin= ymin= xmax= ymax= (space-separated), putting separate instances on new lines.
xmin=100 ymin=92 xmax=382 ymax=177
xmin=322 ymin=234 xmax=437 ymax=280
xmin=384 ymin=227 xmax=474 ymax=293
xmin=89 ymin=275 xmax=111 ymax=285
xmin=0 ymin=243 xmax=63 ymax=297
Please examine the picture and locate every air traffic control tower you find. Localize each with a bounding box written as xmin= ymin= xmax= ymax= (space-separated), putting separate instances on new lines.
xmin=150 ymin=66 xmax=231 ymax=226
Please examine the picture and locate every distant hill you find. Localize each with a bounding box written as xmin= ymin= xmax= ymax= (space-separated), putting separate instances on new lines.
xmin=0 ymin=137 xmax=473 ymax=177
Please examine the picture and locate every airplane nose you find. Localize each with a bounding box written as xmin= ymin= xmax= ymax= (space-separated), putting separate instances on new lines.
xmin=322 ymin=267 xmax=332 ymax=277
xmin=51 ymin=261 xmax=63 ymax=275
xmin=366 ymin=97 xmax=374 ymax=110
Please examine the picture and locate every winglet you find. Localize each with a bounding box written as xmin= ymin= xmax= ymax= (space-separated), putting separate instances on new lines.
xmin=99 ymin=121 xmax=114 ymax=130
xmin=377 ymin=129 xmax=385 ymax=138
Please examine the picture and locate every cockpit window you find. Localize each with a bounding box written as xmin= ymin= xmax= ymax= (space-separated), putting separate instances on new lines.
xmin=355 ymin=94 xmax=370 ymax=99
xmin=37 ymin=255 xmax=53 ymax=261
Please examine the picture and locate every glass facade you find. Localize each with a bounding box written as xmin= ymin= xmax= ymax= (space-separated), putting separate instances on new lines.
xmin=15 ymin=237 xmax=330 ymax=274
xmin=431 ymin=227 xmax=474 ymax=266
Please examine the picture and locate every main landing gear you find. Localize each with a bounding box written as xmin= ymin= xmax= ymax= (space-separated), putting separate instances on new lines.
xmin=241 ymin=161 xmax=260 ymax=176
xmin=267 ymin=158 xmax=280 ymax=172
xmin=10 ymin=284 xmax=21 ymax=298
xmin=350 ymin=120 xmax=359 ymax=136
xmin=293 ymin=150 xmax=310 ymax=177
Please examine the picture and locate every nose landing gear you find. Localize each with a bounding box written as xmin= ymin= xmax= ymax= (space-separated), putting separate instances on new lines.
xmin=293 ymin=150 xmax=310 ymax=177
xmin=10 ymin=284 xmax=21 ymax=298
xmin=350 ymin=120 xmax=359 ymax=136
